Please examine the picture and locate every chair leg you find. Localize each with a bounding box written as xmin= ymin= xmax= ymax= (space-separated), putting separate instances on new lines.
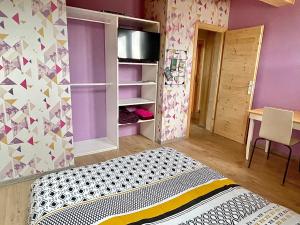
xmin=267 ymin=141 xmax=272 ymax=160
xmin=282 ymin=145 xmax=292 ymax=185
xmin=248 ymin=138 xmax=261 ymax=168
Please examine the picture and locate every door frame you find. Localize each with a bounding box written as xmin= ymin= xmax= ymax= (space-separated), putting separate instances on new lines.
xmin=191 ymin=39 xmax=205 ymax=121
xmin=186 ymin=21 xmax=227 ymax=138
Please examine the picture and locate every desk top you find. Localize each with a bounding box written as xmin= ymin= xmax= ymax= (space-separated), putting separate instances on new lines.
xmin=249 ymin=108 xmax=300 ymax=123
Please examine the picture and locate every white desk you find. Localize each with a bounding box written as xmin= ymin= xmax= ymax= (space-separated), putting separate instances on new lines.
xmin=246 ymin=108 xmax=300 ymax=160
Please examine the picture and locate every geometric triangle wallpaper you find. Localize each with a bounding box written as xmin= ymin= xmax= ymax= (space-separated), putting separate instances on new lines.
xmin=144 ymin=0 xmax=230 ymax=142
xmin=0 ymin=0 xmax=74 ymax=182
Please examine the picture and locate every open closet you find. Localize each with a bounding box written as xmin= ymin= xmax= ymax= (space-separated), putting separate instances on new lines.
xmin=66 ymin=7 xmax=159 ymax=157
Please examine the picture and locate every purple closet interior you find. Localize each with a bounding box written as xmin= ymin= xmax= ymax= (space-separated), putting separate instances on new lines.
xmin=68 ymin=19 xmax=141 ymax=141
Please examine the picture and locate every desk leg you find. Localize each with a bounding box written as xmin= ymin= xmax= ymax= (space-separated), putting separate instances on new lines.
xmin=265 ymin=140 xmax=270 ymax=153
xmin=246 ymin=119 xmax=254 ymax=160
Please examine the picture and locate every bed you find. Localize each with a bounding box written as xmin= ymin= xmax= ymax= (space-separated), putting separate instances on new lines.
xmin=28 ymin=147 xmax=300 ymax=225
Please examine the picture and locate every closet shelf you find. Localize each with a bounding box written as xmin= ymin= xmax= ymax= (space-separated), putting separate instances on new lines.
xmin=118 ymin=14 xmax=160 ymax=27
xmin=118 ymin=62 xmax=158 ymax=66
xmin=68 ymin=83 xmax=113 ymax=87
xmin=67 ymin=7 xmax=112 ymax=25
xmin=119 ymin=98 xmax=155 ymax=106
xmin=119 ymin=118 xmax=155 ymax=126
xmin=118 ymin=81 xmax=156 ymax=86
xmin=74 ymin=137 xmax=117 ymax=157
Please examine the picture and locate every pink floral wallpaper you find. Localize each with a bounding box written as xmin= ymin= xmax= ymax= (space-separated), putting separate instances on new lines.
xmin=145 ymin=0 xmax=230 ymax=142
xmin=0 ymin=0 xmax=73 ymax=182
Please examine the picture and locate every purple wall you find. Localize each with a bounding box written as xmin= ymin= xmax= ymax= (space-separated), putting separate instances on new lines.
xmin=68 ymin=19 xmax=107 ymax=142
xmin=66 ymin=0 xmax=144 ymax=18
xmin=229 ymin=0 xmax=300 ymax=157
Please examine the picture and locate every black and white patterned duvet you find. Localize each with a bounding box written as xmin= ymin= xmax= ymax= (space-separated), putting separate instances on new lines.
xmin=29 ymin=147 xmax=203 ymax=225
xmin=28 ymin=147 xmax=300 ymax=225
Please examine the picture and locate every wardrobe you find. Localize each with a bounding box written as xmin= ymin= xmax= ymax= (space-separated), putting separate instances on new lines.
xmin=66 ymin=7 xmax=159 ymax=157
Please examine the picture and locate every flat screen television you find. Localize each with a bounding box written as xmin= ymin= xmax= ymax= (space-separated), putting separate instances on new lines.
xmin=118 ymin=28 xmax=160 ymax=63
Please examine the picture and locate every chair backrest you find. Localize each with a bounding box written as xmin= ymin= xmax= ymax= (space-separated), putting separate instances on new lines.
xmin=259 ymin=107 xmax=294 ymax=145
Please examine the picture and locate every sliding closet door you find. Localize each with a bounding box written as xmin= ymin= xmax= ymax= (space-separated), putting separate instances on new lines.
xmin=214 ymin=26 xmax=264 ymax=144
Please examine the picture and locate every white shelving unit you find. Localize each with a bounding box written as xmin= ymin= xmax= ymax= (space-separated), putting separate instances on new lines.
xmin=119 ymin=98 xmax=155 ymax=106
xmin=118 ymin=60 xmax=158 ymax=141
xmin=118 ymin=62 xmax=158 ymax=66
xmin=118 ymin=81 xmax=156 ymax=86
xmin=118 ymin=118 xmax=155 ymax=126
xmin=69 ymin=83 xmax=112 ymax=87
xmin=66 ymin=6 xmax=159 ymax=156
xmin=74 ymin=138 xmax=116 ymax=157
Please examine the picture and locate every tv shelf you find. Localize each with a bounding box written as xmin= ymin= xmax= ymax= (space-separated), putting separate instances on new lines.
xmin=66 ymin=6 xmax=159 ymax=157
xmin=118 ymin=14 xmax=159 ymax=26
xmin=118 ymin=62 xmax=158 ymax=66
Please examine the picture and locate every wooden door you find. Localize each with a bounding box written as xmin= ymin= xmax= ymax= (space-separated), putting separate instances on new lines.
xmin=214 ymin=26 xmax=264 ymax=144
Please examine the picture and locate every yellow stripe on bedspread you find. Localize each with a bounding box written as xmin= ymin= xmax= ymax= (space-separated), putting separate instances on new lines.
xmin=97 ymin=178 xmax=235 ymax=225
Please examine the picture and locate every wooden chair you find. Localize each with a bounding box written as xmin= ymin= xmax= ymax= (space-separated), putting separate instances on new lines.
xmin=248 ymin=107 xmax=300 ymax=185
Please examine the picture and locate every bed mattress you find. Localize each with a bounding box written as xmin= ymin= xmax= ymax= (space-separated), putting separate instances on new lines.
xmin=28 ymin=147 xmax=300 ymax=225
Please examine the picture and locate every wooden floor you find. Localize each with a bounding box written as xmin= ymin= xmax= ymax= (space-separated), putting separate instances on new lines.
xmin=1 ymin=125 xmax=299 ymax=225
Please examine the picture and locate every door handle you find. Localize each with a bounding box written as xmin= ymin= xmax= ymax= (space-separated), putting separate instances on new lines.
xmin=247 ymin=81 xmax=255 ymax=95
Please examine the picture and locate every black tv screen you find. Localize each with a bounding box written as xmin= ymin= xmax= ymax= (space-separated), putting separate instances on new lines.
xmin=118 ymin=28 xmax=160 ymax=63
